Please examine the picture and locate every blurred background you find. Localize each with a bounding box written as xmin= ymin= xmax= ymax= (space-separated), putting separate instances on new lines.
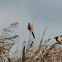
xmin=0 ymin=0 xmax=62 ymax=59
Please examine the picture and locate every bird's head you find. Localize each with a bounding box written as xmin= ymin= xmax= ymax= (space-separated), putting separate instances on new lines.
xmin=55 ymin=36 xmax=58 ymax=40
xmin=28 ymin=23 xmax=30 ymax=25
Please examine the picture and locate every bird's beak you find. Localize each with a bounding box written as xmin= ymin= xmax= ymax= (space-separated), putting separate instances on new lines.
xmin=55 ymin=37 xmax=58 ymax=39
xmin=55 ymin=37 xmax=56 ymax=39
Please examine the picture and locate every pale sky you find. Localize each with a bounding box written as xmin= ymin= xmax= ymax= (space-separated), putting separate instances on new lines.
xmin=0 ymin=0 xmax=62 ymax=58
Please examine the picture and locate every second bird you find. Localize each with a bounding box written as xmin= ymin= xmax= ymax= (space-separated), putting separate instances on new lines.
xmin=55 ymin=35 xmax=62 ymax=45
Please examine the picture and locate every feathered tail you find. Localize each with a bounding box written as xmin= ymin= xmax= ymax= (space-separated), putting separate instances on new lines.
xmin=32 ymin=32 xmax=35 ymax=38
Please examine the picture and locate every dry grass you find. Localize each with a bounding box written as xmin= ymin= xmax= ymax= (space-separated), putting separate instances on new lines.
xmin=0 ymin=23 xmax=62 ymax=62
xmin=18 ymin=28 xmax=62 ymax=62
xmin=0 ymin=22 xmax=19 ymax=62
xmin=21 ymin=40 xmax=62 ymax=62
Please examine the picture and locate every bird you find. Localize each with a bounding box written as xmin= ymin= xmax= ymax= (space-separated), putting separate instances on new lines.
xmin=28 ymin=23 xmax=35 ymax=39
xmin=55 ymin=36 xmax=62 ymax=45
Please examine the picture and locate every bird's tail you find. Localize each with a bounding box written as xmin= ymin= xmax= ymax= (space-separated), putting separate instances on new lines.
xmin=32 ymin=32 xmax=35 ymax=38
